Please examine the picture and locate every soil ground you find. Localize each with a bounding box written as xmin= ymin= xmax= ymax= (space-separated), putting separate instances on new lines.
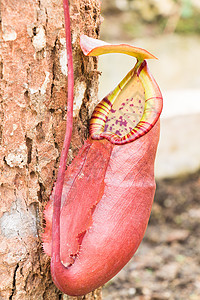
xmin=103 ymin=170 xmax=200 ymax=300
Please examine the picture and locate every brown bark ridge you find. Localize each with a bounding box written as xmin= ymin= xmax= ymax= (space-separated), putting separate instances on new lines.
xmin=0 ymin=0 xmax=102 ymax=299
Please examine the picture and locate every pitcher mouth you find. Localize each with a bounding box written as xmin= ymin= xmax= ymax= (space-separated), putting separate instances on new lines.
xmin=89 ymin=60 xmax=163 ymax=145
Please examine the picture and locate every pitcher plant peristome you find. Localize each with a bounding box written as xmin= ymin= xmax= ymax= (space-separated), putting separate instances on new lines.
xmin=80 ymin=34 xmax=162 ymax=144
xmin=43 ymin=32 xmax=163 ymax=296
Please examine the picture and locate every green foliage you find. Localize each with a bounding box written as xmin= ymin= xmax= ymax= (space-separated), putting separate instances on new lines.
xmin=176 ymin=12 xmax=200 ymax=34
xmin=101 ymin=0 xmax=200 ymax=37
xmin=180 ymin=0 xmax=193 ymax=18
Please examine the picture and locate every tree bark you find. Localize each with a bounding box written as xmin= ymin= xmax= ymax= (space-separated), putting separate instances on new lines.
xmin=0 ymin=0 xmax=102 ymax=299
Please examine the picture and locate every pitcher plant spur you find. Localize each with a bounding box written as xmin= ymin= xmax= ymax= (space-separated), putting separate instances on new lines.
xmin=42 ymin=33 xmax=163 ymax=296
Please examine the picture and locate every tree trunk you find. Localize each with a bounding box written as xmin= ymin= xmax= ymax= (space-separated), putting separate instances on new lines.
xmin=0 ymin=0 xmax=102 ymax=299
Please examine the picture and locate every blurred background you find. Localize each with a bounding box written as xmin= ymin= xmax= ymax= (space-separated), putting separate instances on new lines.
xmin=97 ymin=1 xmax=200 ymax=299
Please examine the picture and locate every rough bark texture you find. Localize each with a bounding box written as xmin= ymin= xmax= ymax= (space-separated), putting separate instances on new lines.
xmin=0 ymin=0 xmax=102 ymax=299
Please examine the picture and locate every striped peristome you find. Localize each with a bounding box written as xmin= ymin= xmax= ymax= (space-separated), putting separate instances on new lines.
xmin=89 ymin=60 xmax=163 ymax=145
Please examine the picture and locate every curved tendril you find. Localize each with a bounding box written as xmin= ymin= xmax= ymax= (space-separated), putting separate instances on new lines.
xmin=51 ymin=0 xmax=74 ymax=286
